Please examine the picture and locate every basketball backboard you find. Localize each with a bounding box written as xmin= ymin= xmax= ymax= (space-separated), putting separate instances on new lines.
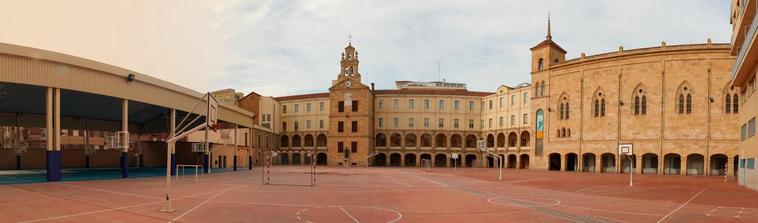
xmin=206 ymin=93 xmax=218 ymax=129
xmin=618 ymin=143 xmax=633 ymax=155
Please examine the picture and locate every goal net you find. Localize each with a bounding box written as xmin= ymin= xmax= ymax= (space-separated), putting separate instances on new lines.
xmin=420 ymin=159 xmax=432 ymax=172
xmin=262 ymin=150 xmax=316 ymax=186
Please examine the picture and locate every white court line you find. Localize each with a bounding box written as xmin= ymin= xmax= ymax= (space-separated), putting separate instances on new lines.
xmin=395 ymin=170 xmax=449 ymax=187
xmin=169 ymin=185 xmax=245 ymax=223
xmin=62 ymin=183 xmax=162 ymax=201
xmin=338 ymin=206 xmax=360 ymax=223
xmin=216 ymin=201 xmax=403 ymax=223
xmin=656 ymin=188 xmax=706 ymax=223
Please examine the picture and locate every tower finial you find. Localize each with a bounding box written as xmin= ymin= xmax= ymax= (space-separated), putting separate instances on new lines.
xmin=348 ymin=33 xmax=352 ymax=46
xmin=546 ymin=12 xmax=552 ymax=39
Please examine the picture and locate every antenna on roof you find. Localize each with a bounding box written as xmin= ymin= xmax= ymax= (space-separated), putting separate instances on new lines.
xmin=437 ymin=61 xmax=441 ymax=82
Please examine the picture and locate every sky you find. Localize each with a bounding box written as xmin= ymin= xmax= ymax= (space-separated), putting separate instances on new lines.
xmin=0 ymin=0 xmax=731 ymax=97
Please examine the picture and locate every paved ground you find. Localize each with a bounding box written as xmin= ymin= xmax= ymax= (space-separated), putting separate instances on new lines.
xmin=1 ymin=166 xmax=757 ymax=223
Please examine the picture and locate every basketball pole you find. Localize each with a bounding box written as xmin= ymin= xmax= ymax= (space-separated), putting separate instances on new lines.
xmin=628 ymin=155 xmax=634 ymax=187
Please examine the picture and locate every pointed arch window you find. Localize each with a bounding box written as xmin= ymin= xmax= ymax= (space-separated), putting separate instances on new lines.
xmin=593 ymin=91 xmax=606 ymax=117
xmin=733 ymin=94 xmax=739 ymax=113
xmin=726 ymin=87 xmax=740 ymax=114
xmin=633 ymin=87 xmax=647 ymax=116
xmin=538 ymin=58 xmax=544 ymax=71
xmin=558 ymin=96 xmax=569 ymax=120
xmin=540 ymin=81 xmax=546 ymax=96
xmin=677 ymin=85 xmax=692 ymax=114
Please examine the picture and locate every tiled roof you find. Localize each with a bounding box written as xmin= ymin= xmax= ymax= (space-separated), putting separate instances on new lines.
xmin=374 ymin=89 xmax=493 ymax=97
xmin=273 ymin=92 xmax=329 ymax=101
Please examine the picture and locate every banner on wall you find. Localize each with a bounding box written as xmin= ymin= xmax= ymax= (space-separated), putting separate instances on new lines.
xmin=535 ymin=109 xmax=544 ymax=156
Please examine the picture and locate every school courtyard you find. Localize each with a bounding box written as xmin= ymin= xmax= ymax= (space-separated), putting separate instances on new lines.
xmin=1 ymin=166 xmax=757 ymax=223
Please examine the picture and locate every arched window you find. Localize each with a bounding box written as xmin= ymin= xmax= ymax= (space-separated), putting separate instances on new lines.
xmin=538 ymin=58 xmax=544 ymax=71
xmin=733 ymin=94 xmax=739 ymax=113
xmin=601 ymin=99 xmax=606 ymax=116
xmin=559 ymin=95 xmax=569 ymax=120
xmin=567 ymin=128 xmax=571 ymax=137
xmin=593 ymin=90 xmax=605 ymax=118
xmin=677 ymin=84 xmax=692 ymax=114
xmin=726 ymin=94 xmax=732 ymax=113
xmin=726 ymin=86 xmax=740 ymax=114
xmin=632 ymin=86 xmax=647 ymax=116
xmin=540 ymin=81 xmax=545 ymax=96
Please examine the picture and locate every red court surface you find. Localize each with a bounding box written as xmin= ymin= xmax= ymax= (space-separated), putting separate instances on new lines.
xmin=1 ymin=166 xmax=758 ymax=223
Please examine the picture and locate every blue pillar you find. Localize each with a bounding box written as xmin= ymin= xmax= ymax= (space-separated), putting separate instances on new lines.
xmin=46 ymin=150 xmax=61 ymax=181
xmin=170 ymin=154 xmax=176 ymax=175
xmin=120 ymin=152 xmax=128 ymax=178
xmin=248 ymin=156 xmax=253 ymax=170
xmin=233 ymin=155 xmax=238 ymax=171
xmin=203 ymin=154 xmax=210 ymax=173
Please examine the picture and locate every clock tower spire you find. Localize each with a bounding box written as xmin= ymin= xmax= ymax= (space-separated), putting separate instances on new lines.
xmin=338 ymin=38 xmax=360 ymax=80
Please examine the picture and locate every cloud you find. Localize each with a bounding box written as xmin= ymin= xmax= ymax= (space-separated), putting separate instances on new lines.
xmin=0 ymin=0 xmax=731 ymax=97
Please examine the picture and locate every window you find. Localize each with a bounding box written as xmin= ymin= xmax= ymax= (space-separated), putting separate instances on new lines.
xmin=378 ymin=99 xmax=384 ymax=109
xmin=523 ymin=114 xmax=528 ymax=124
xmin=409 ymin=118 xmax=415 ymax=128
xmin=454 ymin=100 xmax=460 ymax=111
xmin=593 ymin=91 xmax=606 ymax=117
xmin=748 ymin=158 xmax=756 ymax=169
xmin=523 ymin=93 xmax=529 ymax=104
xmin=294 ymin=104 xmax=299 ymax=113
xmin=424 ymin=99 xmax=430 ymax=109
xmin=633 ymin=87 xmax=647 ymax=115
xmin=438 ymin=100 xmax=445 ymax=110
xmin=454 ymin=119 xmax=459 ymax=129
xmin=438 ymin=118 xmax=444 ymax=128
xmin=499 ymin=117 xmax=504 ymax=127
xmin=538 ymin=58 xmax=544 ymax=71
xmin=306 ymin=120 xmax=311 ymax=129
xmin=352 ymin=100 xmax=358 ymax=112
xmin=319 ymin=120 xmax=324 ymax=129
xmin=338 ymin=121 xmax=344 ymax=132
xmin=488 ymin=118 xmax=492 ymax=128
xmin=510 ymin=115 xmax=515 ymax=127
xmin=351 ymin=141 xmax=358 ymax=153
xmin=378 ymin=118 xmax=384 ymax=128
xmin=469 ymin=101 xmax=475 ymax=111
xmin=338 ymin=142 xmax=344 ymax=153
xmin=734 ymin=94 xmax=739 ymax=113
xmin=409 ymin=99 xmax=415 ymax=110
xmin=393 ymin=99 xmax=399 ymax=109
xmin=469 ymin=119 xmax=474 ymax=129
xmin=393 ymin=117 xmax=399 ymax=128
xmin=489 ymin=100 xmax=493 ymax=110
xmin=480 ymin=119 xmax=484 ymax=129
xmin=540 ymin=81 xmax=545 ymax=96
xmin=282 ymin=122 xmax=287 ymax=132
xmin=424 ymin=118 xmax=430 ymax=128
xmin=338 ymin=101 xmax=344 ymax=112
xmin=741 ymin=123 xmax=747 ymax=141
xmin=319 ymin=102 xmax=324 ymax=111
xmin=499 ymin=97 xmax=504 ymax=108
xmin=559 ymin=96 xmax=570 ymax=120
xmin=749 ymin=117 xmax=756 ymax=138
xmin=677 ymin=85 xmax=692 ymax=114
xmin=306 ymin=103 xmax=311 ymax=112
xmin=480 ymin=102 xmax=484 ymax=111
xmin=511 ymin=95 xmax=515 ymax=107
xmin=294 ymin=121 xmax=299 ymax=131
xmin=283 ymin=105 xmax=288 ymax=113
xmin=351 ymin=121 xmax=358 ymax=132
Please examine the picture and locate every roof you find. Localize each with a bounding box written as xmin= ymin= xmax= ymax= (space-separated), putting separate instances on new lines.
xmin=529 ymin=38 xmax=567 ymax=54
xmin=274 ymin=92 xmax=330 ymax=101
xmin=374 ymin=89 xmax=493 ymax=97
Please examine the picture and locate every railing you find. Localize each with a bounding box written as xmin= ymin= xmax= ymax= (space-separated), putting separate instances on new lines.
xmin=734 ymin=3 xmax=758 ymax=78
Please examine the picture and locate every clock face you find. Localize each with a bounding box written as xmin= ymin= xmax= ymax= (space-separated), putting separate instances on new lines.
xmin=345 ymin=80 xmax=352 ymax=87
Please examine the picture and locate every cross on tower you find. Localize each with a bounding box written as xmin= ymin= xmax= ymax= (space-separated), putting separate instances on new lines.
xmin=348 ymin=34 xmax=352 ymax=45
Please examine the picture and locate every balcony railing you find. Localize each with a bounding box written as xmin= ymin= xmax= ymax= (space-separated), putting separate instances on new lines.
xmin=734 ymin=0 xmax=758 ymax=78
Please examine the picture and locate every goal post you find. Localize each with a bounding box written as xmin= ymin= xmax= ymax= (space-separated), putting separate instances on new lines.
xmin=262 ymin=150 xmax=316 ymax=186
xmin=618 ymin=143 xmax=634 ymax=187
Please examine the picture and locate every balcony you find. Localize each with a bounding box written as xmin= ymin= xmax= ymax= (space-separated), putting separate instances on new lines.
xmin=733 ymin=0 xmax=758 ymax=86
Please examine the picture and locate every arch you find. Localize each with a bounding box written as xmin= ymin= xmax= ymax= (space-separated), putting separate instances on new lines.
xmin=565 ymin=153 xmax=578 ymax=171
xmin=450 ymin=134 xmax=462 ymax=148
xmin=292 ymin=134 xmax=302 ymax=147
xmin=632 ymin=84 xmax=647 ymax=115
xmin=304 ymin=134 xmax=314 ymax=147
xmin=434 ymin=154 xmax=447 ymax=167
xmin=497 ymin=133 xmax=506 ymax=147
xmin=642 ymin=153 xmax=659 ymax=174
xmin=316 ymin=153 xmax=327 ymax=165
xmin=621 ymin=154 xmax=636 ymax=173
xmin=405 ymin=133 xmax=417 ymax=147
xmin=465 ymin=134 xmax=477 ymax=148
xmin=537 ymin=58 xmax=544 ymax=71
xmin=375 ymin=133 xmax=387 ymax=147
xmin=465 ymin=154 xmax=478 ymax=167
xmin=486 ymin=155 xmax=494 ymax=168
xmin=558 ymin=93 xmax=570 ymax=120
xmin=601 ymin=153 xmax=616 ymax=173
xmin=486 ymin=134 xmax=495 ymax=148
xmin=373 ymin=153 xmax=387 ymax=167
xmin=280 ymin=135 xmax=290 ymax=147
xmin=420 ymin=153 xmax=432 ymax=164
xmin=389 ymin=153 xmax=402 ymax=166
xmin=677 ymin=81 xmax=693 ymax=114
xmin=582 ymin=153 xmax=596 ymax=172
xmin=663 ymin=153 xmax=681 ymax=175
xmin=420 ymin=133 xmax=432 ymax=147
xmin=405 ymin=153 xmax=417 ymax=167
xmin=734 ymin=155 xmax=740 ymax=177
xmin=450 ymin=155 xmax=462 ymax=167
xmin=435 ymin=133 xmax=447 ymax=147
xmin=540 ymin=81 xmax=545 ymax=96
xmin=507 ymin=154 xmax=517 ymax=168
xmin=592 ymin=88 xmax=606 ymax=117
xmin=390 ymin=133 xmax=402 ymax=147
xmin=292 ymin=153 xmax=302 ymax=165
xmin=710 ymin=154 xmax=728 ymax=176
xmin=316 ymin=134 xmax=327 ymax=147
xmin=520 ymin=131 xmax=530 ymax=146
xmin=686 ymin=153 xmax=704 ymax=175
xmin=280 ymin=153 xmax=290 ymax=165
xmin=508 ymin=132 xmax=518 ymax=147
xmin=519 ymin=154 xmax=530 ymax=169
xmin=548 ymin=153 xmax=561 ymax=171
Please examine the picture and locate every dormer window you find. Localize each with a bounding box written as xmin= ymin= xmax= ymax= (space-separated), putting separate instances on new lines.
xmin=538 ymin=58 xmax=544 ymax=71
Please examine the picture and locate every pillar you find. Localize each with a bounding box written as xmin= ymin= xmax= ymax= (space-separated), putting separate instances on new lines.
xmin=400 ymin=153 xmax=406 ymax=167
xmin=249 ymin=127 xmax=253 ymax=170
xmin=595 ymin=156 xmax=602 ymax=173
xmin=727 ymin=157 xmax=735 ymax=177
xmin=657 ymin=154 xmax=665 ymax=175
xmin=578 ymin=157 xmax=584 ymax=172
xmin=515 ymin=154 xmax=520 ymax=169
xmin=704 ymin=156 xmax=711 ymax=176
xmin=233 ymin=124 xmax=238 ymax=171
xmin=560 ymin=155 xmax=566 ymax=172
xmin=120 ymin=99 xmax=129 ymax=178
xmin=616 ymin=155 xmax=621 ymax=173
xmin=46 ymin=88 xmax=62 ymax=182
xmin=635 ymin=156 xmax=642 ymax=174
xmin=170 ymin=109 xmax=177 ymax=175
xmin=203 ymin=126 xmax=210 ymax=173
xmin=681 ymin=157 xmax=688 ymax=176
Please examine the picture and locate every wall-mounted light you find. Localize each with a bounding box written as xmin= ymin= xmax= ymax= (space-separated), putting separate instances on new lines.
xmin=709 ymin=97 xmax=714 ymax=103
xmin=127 ymin=73 xmax=135 ymax=82
xmin=547 ymin=107 xmax=552 ymax=112
xmin=619 ymin=100 xmax=624 ymax=106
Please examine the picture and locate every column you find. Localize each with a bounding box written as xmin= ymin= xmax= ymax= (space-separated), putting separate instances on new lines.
xmin=249 ymin=127 xmax=253 ymax=170
xmin=578 ymin=157 xmax=584 ymax=172
xmin=170 ymin=109 xmax=177 ymax=175
xmin=121 ymin=99 xmax=129 ymax=178
xmin=515 ymin=154 xmax=520 ymax=169
xmin=635 ymin=156 xmax=643 ymax=174
xmin=560 ymin=155 xmax=566 ymax=172
xmin=727 ymin=158 xmax=735 ymax=177
xmin=681 ymin=157 xmax=688 ymax=176
xmin=400 ymin=153 xmax=405 ymax=167
xmin=704 ymin=156 xmax=711 ymax=176
xmin=595 ymin=156 xmax=602 ymax=173
xmin=657 ymin=154 xmax=664 ymax=175
xmin=616 ymin=155 xmax=621 ymax=173
xmin=46 ymin=87 xmax=62 ymax=181
xmin=203 ymin=127 xmax=210 ymax=173
xmin=233 ymin=124 xmax=238 ymax=171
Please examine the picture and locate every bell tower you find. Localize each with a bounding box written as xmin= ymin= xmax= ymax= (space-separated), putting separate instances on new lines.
xmin=530 ymin=14 xmax=566 ymax=73
xmin=335 ymin=37 xmax=361 ymax=84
